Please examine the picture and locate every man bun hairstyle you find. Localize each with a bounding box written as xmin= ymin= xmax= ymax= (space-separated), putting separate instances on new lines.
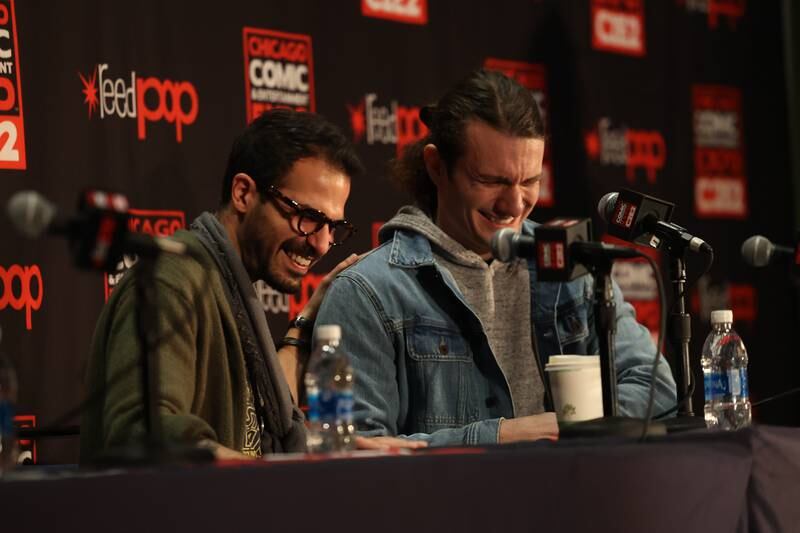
xmin=391 ymin=68 xmax=545 ymax=215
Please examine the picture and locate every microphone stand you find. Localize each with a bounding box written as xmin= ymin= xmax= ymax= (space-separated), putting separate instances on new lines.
xmin=134 ymin=254 xmax=163 ymax=452
xmin=93 ymin=251 xmax=214 ymax=467
xmin=560 ymin=256 xmax=666 ymax=438
xmin=669 ymin=254 xmax=693 ymax=417
xmin=660 ymin=247 xmax=706 ymax=431
xmin=593 ymin=257 xmax=618 ymax=417
xmin=11 ymin=192 xmax=214 ymax=464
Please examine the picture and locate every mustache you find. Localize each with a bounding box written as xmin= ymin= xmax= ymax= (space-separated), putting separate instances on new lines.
xmin=283 ymin=239 xmax=319 ymax=260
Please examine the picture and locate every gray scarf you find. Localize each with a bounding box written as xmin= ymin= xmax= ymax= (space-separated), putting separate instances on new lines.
xmin=191 ymin=212 xmax=306 ymax=453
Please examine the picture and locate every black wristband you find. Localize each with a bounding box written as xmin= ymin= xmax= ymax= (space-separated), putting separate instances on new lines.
xmin=279 ymin=336 xmax=310 ymax=350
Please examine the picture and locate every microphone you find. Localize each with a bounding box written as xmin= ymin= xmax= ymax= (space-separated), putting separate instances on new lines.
xmin=597 ymin=189 xmax=713 ymax=255
xmin=740 ymin=235 xmax=796 ymax=267
xmin=492 ymin=219 xmax=641 ymax=282
xmin=6 ymin=190 xmax=63 ymax=238
xmin=7 ymin=190 xmax=186 ymax=270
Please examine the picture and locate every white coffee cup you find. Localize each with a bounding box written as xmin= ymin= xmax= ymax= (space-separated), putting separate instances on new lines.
xmin=544 ymin=355 xmax=604 ymax=422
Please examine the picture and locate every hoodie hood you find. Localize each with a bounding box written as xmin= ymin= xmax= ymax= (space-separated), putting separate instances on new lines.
xmin=379 ymin=205 xmax=490 ymax=268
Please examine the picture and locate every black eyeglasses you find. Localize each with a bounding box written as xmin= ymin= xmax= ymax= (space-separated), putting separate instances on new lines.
xmin=266 ymin=185 xmax=356 ymax=246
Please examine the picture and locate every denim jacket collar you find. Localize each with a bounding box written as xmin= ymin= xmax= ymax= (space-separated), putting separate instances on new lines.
xmin=386 ymin=219 xmax=537 ymax=269
xmin=387 ymin=230 xmax=437 ymax=268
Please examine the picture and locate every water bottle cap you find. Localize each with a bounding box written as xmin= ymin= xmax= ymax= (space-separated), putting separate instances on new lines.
xmin=710 ymin=309 xmax=733 ymax=324
xmin=314 ymin=324 xmax=341 ymax=343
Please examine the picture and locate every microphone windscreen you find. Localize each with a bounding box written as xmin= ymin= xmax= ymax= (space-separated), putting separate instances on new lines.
xmin=6 ymin=190 xmax=57 ymax=238
xmin=597 ymin=192 xmax=619 ymax=222
xmin=740 ymin=235 xmax=773 ymax=267
xmin=491 ymin=228 xmax=517 ymax=262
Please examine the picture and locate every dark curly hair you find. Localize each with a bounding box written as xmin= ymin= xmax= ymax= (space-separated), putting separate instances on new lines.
xmin=220 ymin=109 xmax=363 ymax=206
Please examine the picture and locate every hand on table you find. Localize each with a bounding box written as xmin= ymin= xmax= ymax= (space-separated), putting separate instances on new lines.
xmin=498 ymin=413 xmax=559 ymax=443
xmin=355 ymin=435 xmax=428 ymax=450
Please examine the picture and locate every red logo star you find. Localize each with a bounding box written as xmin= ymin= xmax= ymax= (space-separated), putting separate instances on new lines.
xmin=347 ymin=101 xmax=366 ymax=143
xmin=79 ymin=67 xmax=99 ymax=119
xmin=584 ymin=128 xmax=601 ymax=160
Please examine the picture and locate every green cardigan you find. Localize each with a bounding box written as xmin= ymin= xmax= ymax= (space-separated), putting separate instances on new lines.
xmin=80 ymin=231 xmax=257 ymax=462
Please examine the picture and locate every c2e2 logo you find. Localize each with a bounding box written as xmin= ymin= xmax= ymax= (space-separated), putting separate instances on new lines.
xmin=0 ymin=0 xmax=26 ymax=169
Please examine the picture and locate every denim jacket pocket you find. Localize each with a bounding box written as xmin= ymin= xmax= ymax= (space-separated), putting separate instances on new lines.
xmin=404 ymin=319 xmax=471 ymax=429
xmin=536 ymin=301 xmax=591 ymax=361
xmin=555 ymin=303 xmax=590 ymax=346
xmin=406 ymin=319 xmax=471 ymax=362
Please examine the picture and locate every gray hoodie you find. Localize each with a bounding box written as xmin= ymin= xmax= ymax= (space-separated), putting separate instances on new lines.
xmin=381 ymin=206 xmax=545 ymax=417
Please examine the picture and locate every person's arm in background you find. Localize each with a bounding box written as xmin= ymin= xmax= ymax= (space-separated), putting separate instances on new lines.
xmin=587 ymin=277 xmax=678 ymax=417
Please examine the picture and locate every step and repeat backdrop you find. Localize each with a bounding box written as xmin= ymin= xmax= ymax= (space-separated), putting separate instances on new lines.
xmin=0 ymin=0 xmax=796 ymax=463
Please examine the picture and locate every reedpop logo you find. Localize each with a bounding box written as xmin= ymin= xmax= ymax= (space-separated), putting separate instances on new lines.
xmin=255 ymin=273 xmax=326 ymax=320
xmin=0 ymin=264 xmax=42 ymax=330
xmin=584 ymin=117 xmax=666 ymax=184
xmin=253 ymin=274 xmax=325 ymax=320
xmin=346 ymin=93 xmax=427 ymax=155
xmin=79 ymin=63 xmax=199 ymax=142
xmin=255 ymin=273 xmax=325 ymax=321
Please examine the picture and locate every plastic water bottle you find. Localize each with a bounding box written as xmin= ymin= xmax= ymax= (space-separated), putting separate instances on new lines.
xmin=701 ymin=310 xmax=751 ymax=430
xmin=717 ymin=313 xmax=752 ymax=430
xmin=0 ymin=354 xmax=18 ymax=474
xmin=304 ymin=325 xmax=355 ymax=453
xmin=700 ymin=315 xmax=723 ymax=429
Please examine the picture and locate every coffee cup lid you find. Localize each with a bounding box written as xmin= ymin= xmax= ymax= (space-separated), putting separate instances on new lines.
xmin=545 ymin=355 xmax=599 ymax=371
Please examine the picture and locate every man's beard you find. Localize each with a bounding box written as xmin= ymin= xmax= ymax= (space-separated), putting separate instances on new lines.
xmin=260 ymin=239 xmax=317 ymax=295
xmin=261 ymin=264 xmax=302 ymax=296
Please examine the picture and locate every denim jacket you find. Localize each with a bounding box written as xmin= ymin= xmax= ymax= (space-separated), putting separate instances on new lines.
xmin=315 ymin=220 xmax=677 ymax=446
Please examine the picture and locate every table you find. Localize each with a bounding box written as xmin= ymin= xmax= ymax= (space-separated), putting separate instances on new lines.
xmin=1 ymin=426 xmax=798 ymax=532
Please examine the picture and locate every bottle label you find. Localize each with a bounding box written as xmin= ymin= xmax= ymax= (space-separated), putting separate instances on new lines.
xmin=336 ymin=390 xmax=354 ymax=424
xmin=728 ymin=368 xmax=742 ymax=397
xmin=318 ymin=388 xmax=338 ymax=422
xmin=703 ymin=372 xmax=713 ymax=401
xmin=711 ymin=371 xmax=729 ymax=397
xmin=306 ymin=388 xmax=320 ymax=423
xmin=317 ymin=389 xmax=354 ymax=425
xmin=740 ymin=368 xmax=749 ymax=398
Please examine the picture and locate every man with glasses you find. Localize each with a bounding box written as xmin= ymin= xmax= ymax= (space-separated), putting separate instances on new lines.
xmin=82 ymin=109 xmax=366 ymax=461
xmin=265 ymin=185 xmax=356 ymax=249
xmin=314 ymin=69 xmax=676 ymax=446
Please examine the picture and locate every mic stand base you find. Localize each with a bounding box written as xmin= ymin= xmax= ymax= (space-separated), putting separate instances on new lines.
xmin=661 ymin=416 xmax=707 ymax=433
xmin=559 ymin=416 xmax=666 ymax=439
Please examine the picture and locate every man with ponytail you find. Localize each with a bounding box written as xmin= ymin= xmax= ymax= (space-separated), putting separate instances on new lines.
xmin=315 ymin=69 xmax=676 ymax=445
